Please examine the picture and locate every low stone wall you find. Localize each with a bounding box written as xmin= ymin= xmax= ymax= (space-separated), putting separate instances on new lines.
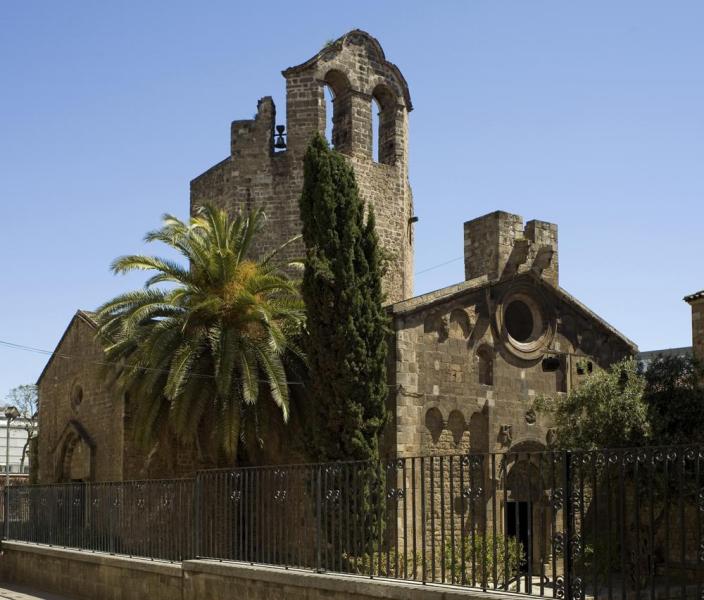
xmin=0 ymin=541 xmax=511 ymax=600
xmin=182 ymin=560 xmax=508 ymax=600
xmin=0 ymin=542 xmax=181 ymax=600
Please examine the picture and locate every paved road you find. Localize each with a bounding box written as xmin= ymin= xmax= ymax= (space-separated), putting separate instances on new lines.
xmin=0 ymin=585 xmax=73 ymax=600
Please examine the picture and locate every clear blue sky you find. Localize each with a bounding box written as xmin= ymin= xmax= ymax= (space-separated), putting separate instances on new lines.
xmin=1 ymin=1 xmax=702 ymax=397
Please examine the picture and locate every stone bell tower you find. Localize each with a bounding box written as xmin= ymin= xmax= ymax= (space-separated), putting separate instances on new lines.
xmin=190 ymin=30 xmax=415 ymax=303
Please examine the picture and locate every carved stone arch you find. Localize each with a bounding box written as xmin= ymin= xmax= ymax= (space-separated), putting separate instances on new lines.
xmin=322 ymin=69 xmax=353 ymax=152
xmin=54 ymin=420 xmax=96 ymax=483
xmin=424 ymin=407 xmax=444 ymax=444
xmin=447 ymin=410 xmax=467 ymax=445
xmin=449 ymin=308 xmax=472 ymax=340
xmin=423 ymin=312 xmax=449 ymax=343
xmin=505 ymin=439 xmax=548 ymax=503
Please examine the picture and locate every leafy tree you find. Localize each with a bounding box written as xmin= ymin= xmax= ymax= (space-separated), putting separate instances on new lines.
xmin=643 ymin=355 xmax=704 ymax=446
xmin=299 ymin=133 xmax=389 ymax=551
xmin=95 ymin=205 xmax=305 ymax=465
xmin=535 ymin=358 xmax=649 ymax=450
xmin=4 ymin=384 xmax=38 ymax=472
xmin=300 ymin=133 xmax=389 ymax=463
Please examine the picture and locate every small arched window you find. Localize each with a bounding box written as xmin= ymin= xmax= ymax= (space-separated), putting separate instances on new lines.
xmin=371 ymin=84 xmax=397 ymax=165
xmin=322 ymin=70 xmax=352 ymax=152
xmin=477 ymin=346 xmax=494 ymax=386
xmin=70 ymin=383 xmax=83 ymax=411
xmin=323 ymin=84 xmax=335 ymax=146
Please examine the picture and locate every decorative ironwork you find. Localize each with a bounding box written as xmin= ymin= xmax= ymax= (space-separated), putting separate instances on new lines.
xmin=461 ymin=485 xmax=482 ymax=500
xmin=571 ymin=576 xmax=583 ymax=600
xmin=570 ymin=534 xmax=582 ymax=558
xmin=4 ymin=444 xmax=702 ymax=598
xmin=570 ymin=489 xmax=581 ymax=512
xmin=555 ymin=576 xmax=565 ymax=599
xmin=387 ymin=488 xmax=404 ymax=501
xmin=325 ymin=488 xmax=340 ymax=503
xmin=551 ymin=488 xmax=564 ymax=510
xmin=553 ymin=532 xmax=565 ymax=555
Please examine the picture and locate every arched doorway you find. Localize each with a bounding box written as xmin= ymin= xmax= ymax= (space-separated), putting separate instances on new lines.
xmin=502 ymin=442 xmax=550 ymax=578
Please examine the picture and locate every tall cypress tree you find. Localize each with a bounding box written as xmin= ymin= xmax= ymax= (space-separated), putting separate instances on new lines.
xmin=300 ymin=132 xmax=388 ymax=461
xmin=300 ymin=133 xmax=389 ymax=553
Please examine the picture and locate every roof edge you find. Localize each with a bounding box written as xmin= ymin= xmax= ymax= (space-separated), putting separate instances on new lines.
xmin=389 ymin=272 xmax=637 ymax=352
xmin=282 ymin=29 xmax=413 ymax=111
xmin=36 ymin=310 xmax=98 ymax=385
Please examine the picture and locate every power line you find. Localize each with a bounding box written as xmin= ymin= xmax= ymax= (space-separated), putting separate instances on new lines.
xmin=415 ymin=256 xmax=463 ymax=276
xmin=0 ymin=339 xmax=304 ymax=385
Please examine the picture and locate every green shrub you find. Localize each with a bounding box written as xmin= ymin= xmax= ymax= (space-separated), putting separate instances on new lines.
xmin=342 ymin=549 xmax=422 ymax=578
xmin=445 ymin=532 xmax=523 ymax=585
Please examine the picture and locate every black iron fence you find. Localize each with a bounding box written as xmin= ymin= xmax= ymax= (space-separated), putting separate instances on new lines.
xmin=4 ymin=479 xmax=193 ymax=562
xmin=3 ymin=447 xmax=704 ymax=599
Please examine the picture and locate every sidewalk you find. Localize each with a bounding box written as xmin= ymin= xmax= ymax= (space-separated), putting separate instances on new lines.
xmin=0 ymin=585 xmax=74 ymax=600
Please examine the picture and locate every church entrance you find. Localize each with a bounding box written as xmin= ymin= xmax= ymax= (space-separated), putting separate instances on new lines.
xmin=506 ymin=500 xmax=531 ymax=572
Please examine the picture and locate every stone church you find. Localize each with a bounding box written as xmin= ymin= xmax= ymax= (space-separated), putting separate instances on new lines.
xmin=36 ymin=30 xmax=636 ymax=484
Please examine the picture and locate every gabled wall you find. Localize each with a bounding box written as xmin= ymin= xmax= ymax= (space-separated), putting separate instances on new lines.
xmin=36 ymin=313 xmax=124 ymax=483
xmin=389 ymin=275 xmax=635 ymax=459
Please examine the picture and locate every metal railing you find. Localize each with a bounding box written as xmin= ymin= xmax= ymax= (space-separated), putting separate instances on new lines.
xmin=4 ymin=478 xmax=193 ymax=562
xmin=3 ymin=447 xmax=704 ymax=599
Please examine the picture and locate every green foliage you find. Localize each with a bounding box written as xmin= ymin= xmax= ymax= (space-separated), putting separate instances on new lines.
xmin=300 ymin=133 xmax=389 ymax=463
xmin=536 ymin=355 xmax=704 ymax=450
xmin=575 ymin=536 xmax=622 ymax=579
xmin=95 ymin=205 xmax=305 ymax=464
xmin=299 ymin=133 xmax=389 ymax=549
xmin=643 ymin=355 xmax=704 ymax=446
xmin=342 ymin=549 xmax=422 ymax=578
xmin=535 ymin=358 xmax=649 ymax=449
xmin=445 ymin=532 xmax=523 ymax=585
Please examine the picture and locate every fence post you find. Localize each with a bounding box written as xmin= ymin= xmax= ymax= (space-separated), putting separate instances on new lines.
xmin=315 ymin=465 xmax=322 ymax=572
xmin=193 ymin=474 xmax=202 ymax=559
xmin=4 ymin=483 xmax=9 ymax=540
xmin=563 ymin=451 xmax=574 ymax=600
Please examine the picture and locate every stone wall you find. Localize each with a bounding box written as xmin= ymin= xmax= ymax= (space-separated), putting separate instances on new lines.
xmin=36 ymin=312 xmax=125 ymax=483
xmin=389 ymin=277 xmax=632 ymax=461
xmin=0 ymin=541 xmax=517 ymax=600
xmin=191 ymin=29 xmax=414 ymax=304
xmin=463 ymin=211 xmax=558 ymax=286
xmin=0 ymin=542 xmax=182 ymax=600
xmin=687 ymin=295 xmax=704 ymax=361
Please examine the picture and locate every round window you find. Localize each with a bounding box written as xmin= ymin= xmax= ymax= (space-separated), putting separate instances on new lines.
xmin=498 ymin=289 xmax=554 ymax=360
xmin=504 ymin=300 xmax=534 ymax=342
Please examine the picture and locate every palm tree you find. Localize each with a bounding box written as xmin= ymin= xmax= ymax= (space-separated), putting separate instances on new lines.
xmin=95 ymin=205 xmax=305 ymax=464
